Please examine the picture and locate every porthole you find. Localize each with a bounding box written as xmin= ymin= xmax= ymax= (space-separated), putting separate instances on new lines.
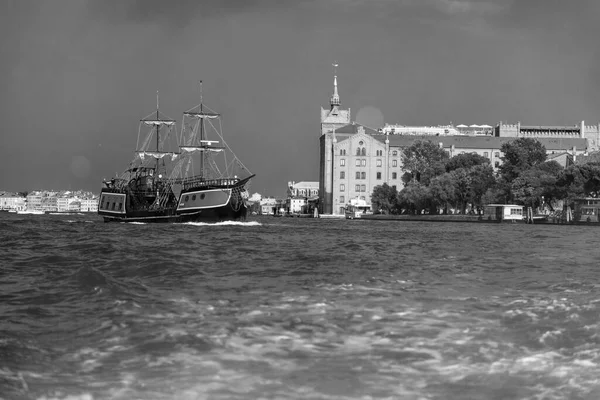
xmin=184 ymin=195 xmax=189 ymax=201
xmin=192 ymin=195 xmax=196 ymax=201
xmin=200 ymin=193 xmax=205 ymax=200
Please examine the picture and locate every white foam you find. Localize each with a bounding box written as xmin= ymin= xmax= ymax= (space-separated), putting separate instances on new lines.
xmin=183 ymin=221 xmax=261 ymax=226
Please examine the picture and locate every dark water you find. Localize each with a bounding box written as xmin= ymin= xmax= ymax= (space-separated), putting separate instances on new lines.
xmin=1 ymin=213 xmax=600 ymax=400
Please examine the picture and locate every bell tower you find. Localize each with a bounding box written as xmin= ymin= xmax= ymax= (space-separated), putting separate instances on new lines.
xmin=319 ymin=63 xmax=350 ymax=214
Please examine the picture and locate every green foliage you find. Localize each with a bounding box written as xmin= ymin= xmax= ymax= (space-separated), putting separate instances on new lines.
xmin=401 ymin=140 xmax=449 ymax=185
xmin=556 ymin=162 xmax=600 ymax=201
xmin=499 ymin=138 xmax=547 ymax=182
xmin=429 ymin=173 xmax=456 ymax=214
xmin=511 ymin=169 xmax=549 ymax=207
xmin=468 ymin=164 xmax=496 ymax=209
xmin=450 ymin=168 xmax=471 ymax=213
xmin=398 ymin=182 xmax=430 ymax=214
xmin=445 ymin=153 xmax=490 ymax=173
xmin=371 ymin=183 xmax=399 ymax=214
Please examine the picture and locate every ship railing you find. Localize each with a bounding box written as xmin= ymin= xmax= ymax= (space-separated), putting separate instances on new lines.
xmin=180 ymin=177 xmax=241 ymax=190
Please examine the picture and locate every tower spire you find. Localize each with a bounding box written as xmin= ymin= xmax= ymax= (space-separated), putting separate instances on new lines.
xmin=330 ymin=62 xmax=340 ymax=110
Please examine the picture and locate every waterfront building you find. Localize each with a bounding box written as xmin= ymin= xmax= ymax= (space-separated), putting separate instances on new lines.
xmin=379 ymin=124 xmax=461 ymax=136
xmin=26 ymin=191 xmax=44 ymax=211
xmin=80 ymin=198 xmax=99 ymax=212
xmin=495 ymin=122 xmax=600 ymax=151
xmin=318 ymin=69 xmax=594 ymax=215
xmin=286 ymin=181 xmax=319 ymax=214
xmin=0 ymin=192 xmax=26 ymax=211
xmin=259 ymin=197 xmax=278 ymax=215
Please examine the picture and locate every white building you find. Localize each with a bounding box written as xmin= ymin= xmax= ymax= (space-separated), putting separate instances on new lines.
xmin=80 ymin=198 xmax=98 ymax=212
xmin=260 ymin=197 xmax=278 ymax=215
xmin=0 ymin=192 xmax=26 ymax=211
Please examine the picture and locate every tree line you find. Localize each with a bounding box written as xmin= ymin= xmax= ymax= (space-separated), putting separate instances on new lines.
xmin=371 ymin=138 xmax=600 ymax=215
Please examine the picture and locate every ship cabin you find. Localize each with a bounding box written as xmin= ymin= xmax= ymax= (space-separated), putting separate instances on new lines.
xmin=483 ymin=204 xmax=524 ymax=222
xmin=573 ymin=198 xmax=600 ymax=223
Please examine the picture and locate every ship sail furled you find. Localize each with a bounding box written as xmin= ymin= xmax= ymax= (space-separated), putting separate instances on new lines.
xmin=136 ymin=151 xmax=180 ymax=160
xmin=183 ymin=112 xmax=220 ymax=119
xmin=180 ymin=146 xmax=224 ymax=153
xmin=142 ymin=119 xmax=176 ymax=126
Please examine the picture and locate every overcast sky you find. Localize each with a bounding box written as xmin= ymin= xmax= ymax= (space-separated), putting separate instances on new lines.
xmin=1 ymin=0 xmax=599 ymax=197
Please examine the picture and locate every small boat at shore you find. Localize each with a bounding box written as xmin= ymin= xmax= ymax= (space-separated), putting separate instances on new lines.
xmin=98 ymin=85 xmax=254 ymax=223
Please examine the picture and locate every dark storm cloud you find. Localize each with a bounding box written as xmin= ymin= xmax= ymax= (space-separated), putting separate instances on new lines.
xmin=86 ymin=0 xmax=296 ymax=26
xmin=1 ymin=0 xmax=599 ymax=196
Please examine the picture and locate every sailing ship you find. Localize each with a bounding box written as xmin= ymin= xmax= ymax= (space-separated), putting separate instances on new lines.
xmin=98 ymin=85 xmax=254 ymax=223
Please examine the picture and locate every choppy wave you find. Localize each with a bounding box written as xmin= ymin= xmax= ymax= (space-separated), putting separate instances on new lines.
xmin=183 ymin=221 xmax=262 ymax=226
xmin=1 ymin=215 xmax=600 ymax=399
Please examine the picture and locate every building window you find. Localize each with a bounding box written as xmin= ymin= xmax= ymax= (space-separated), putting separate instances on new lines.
xmin=494 ymin=161 xmax=500 ymax=167
xmin=361 ymin=184 xmax=366 ymax=192
xmin=340 ymin=149 xmax=345 ymax=155
xmin=355 ymin=184 xmax=361 ymax=192
xmin=376 ymin=159 xmax=382 ymax=167
xmin=392 ymin=185 xmax=397 ymax=190
xmin=361 ymin=159 xmax=366 ymax=166
xmin=340 ymin=159 xmax=345 ymax=166
xmin=376 ymin=172 xmax=382 ymax=180
xmin=392 ymin=160 xmax=397 ymax=167
xmin=340 ymin=171 xmax=345 ymax=179
xmin=355 ymin=159 xmax=361 ymax=167
xmin=356 ymin=148 xmax=361 ymax=156
xmin=361 ymin=148 xmax=366 ymax=156
xmin=484 ymin=152 xmax=489 ymax=157
xmin=392 ymin=150 xmax=397 ymax=156
xmin=355 ymin=171 xmax=360 ymax=179
xmin=360 ymin=196 xmax=365 ymax=200
xmin=340 ymin=184 xmax=345 ymax=191
xmin=494 ymin=152 xmax=500 ymax=158
xmin=340 ymin=196 xmax=345 ymax=203
xmin=392 ymin=172 xmax=397 ymax=179
xmin=361 ymin=172 xmax=366 ymax=179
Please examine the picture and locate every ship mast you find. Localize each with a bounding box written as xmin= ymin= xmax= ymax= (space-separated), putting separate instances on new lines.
xmin=156 ymin=90 xmax=160 ymax=175
xmin=199 ymin=81 xmax=204 ymax=178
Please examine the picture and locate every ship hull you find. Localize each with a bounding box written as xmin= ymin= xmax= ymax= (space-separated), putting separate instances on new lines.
xmin=98 ymin=180 xmax=250 ymax=223
xmin=100 ymin=204 xmax=248 ymax=223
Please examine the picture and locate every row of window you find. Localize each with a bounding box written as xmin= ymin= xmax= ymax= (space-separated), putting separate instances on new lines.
xmin=340 ymin=171 xmax=398 ymax=180
xmin=339 ymin=151 xmax=502 ymax=160
xmin=339 ymin=195 xmax=367 ymax=203
xmin=340 ymin=159 xmax=396 ymax=167
xmin=100 ymin=200 xmax=123 ymax=211
xmin=339 ymin=149 xmax=400 ymax=156
xmin=183 ymin=193 xmax=206 ymax=202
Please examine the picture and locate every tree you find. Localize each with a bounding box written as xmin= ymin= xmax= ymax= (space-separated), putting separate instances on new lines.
xmin=371 ymin=183 xmax=399 ymax=214
xmin=398 ymin=182 xmax=430 ymax=214
xmin=511 ymin=161 xmax=564 ymax=208
xmin=429 ymin=173 xmax=456 ymax=214
xmin=498 ymin=138 xmax=547 ymax=182
xmin=401 ymin=140 xmax=450 ymax=185
xmin=450 ymin=168 xmax=471 ymax=213
xmin=468 ymin=164 xmax=496 ymax=211
xmin=445 ymin=153 xmax=490 ymax=173
xmin=556 ymin=162 xmax=600 ymax=201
